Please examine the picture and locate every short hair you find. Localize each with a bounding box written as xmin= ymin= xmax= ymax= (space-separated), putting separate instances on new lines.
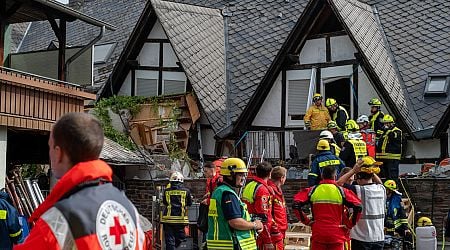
xmin=356 ymin=172 xmax=373 ymax=180
xmin=256 ymin=161 xmax=272 ymax=178
xmin=52 ymin=112 xmax=104 ymax=165
xmin=321 ymin=166 xmax=336 ymax=180
xmin=271 ymin=166 xmax=287 ymax=180
xmin=203 ymin=162 xmax=214 ymax=169
xmin=339 ymin=167 xmax=353 ymax=178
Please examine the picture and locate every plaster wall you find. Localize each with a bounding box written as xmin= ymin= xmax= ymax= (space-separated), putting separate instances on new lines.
xmin=252 ymin=74 xmax=282 ymax=127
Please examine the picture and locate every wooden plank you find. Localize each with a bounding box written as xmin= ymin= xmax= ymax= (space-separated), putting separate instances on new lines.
xmin=185 ymin=93 xmax=200 ymax=124
xmin=0 ymin=83 xmax=5 ymax=112
xmin=5 ymin=84 xmax=11 ymax=113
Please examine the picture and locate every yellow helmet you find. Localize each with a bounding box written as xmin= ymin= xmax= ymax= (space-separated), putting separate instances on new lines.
xmin=345 ymin=119 xmax=359 ymax=131
xmin=382 ymin=114 xmax=395 ymax=123
xmin=417 ymin=217 xmax=433 ymax=227
xmin=313 ymin=93 xmax=323 ymax=102
xmin=325 ymin=98 xmax=337 ymax=107
xmin=316 ymin=139 xmax=330 ymax=151
xmin=327 ymin=121 xmax=338 ymax=129
xmin=360 ymin=156 xmax=382 ymax=174
xmin=384 ymin=179 xmax=397 ymax=191
xmin=368 ymin=98 xmax=382 ymax=107
xmin=220 ymin=158 xmax=248 ymax=176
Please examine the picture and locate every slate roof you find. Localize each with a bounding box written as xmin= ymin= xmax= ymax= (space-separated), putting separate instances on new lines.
xmin=101 ymin=138 xmax=147 ymax=166
xmin=18 ymin=0 xmax=146 ymax=90
xmin=151 ymin=0 xmax=227 ymax=132
xmin=9 ymin=23 xmax=29 ymax=53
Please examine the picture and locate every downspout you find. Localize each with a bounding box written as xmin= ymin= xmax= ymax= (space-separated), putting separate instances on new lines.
xmin=222 ymin=7 xmax=232 ymax=126
xmin=64 ymin=25 xmax=105 ymax=82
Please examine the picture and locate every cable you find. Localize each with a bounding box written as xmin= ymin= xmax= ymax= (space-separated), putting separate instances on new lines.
xmin=398 ymin=177 xmax=417 ymax=242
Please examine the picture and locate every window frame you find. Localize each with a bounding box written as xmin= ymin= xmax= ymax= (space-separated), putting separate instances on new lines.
xmin=285 ymin=69 xmax=314 ymax=127
xmin=93 ymin=42 xmax=116 ymax=65
xmin=424 ymin=74 xmax=450 ymax=97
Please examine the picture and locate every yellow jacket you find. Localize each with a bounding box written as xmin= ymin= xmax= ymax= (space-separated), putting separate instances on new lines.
xmin=304 ymin=105 xmax=331 ymax=130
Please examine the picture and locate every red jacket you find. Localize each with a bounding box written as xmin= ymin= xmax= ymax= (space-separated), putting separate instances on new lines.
xmin=242 ymin=177 xmax=273 ymax=246
xmin=267 ymin=180 xmax=287 ymax=242
xmin=15 ymin=160 xmax=146 ymax=250
xmin=292 ymin=179 xmax=362 ymax=244
xmin=361 ymin=128 xmax=376 ymax=158
xmin=205 ymin=174 xmax=222 ymax=205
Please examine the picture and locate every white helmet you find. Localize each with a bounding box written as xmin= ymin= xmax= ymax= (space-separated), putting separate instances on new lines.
xmin=169 ymin=171 xmax=184 ymax=183
xmin=319 ymin=130 xmax=334 ymax=140
xmin=348 ymin=132 xmax=363 ymax=140
xmin=357 ymin=115 xmax=369 ymax=124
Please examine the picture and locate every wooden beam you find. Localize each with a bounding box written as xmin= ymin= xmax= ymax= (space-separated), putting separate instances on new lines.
xmin=0 ymin=20 xmax=4 ymax=67
xmin=58 ymin=19 xmax=66 ymax=81
xmin=2 ymin=2 xmax=22 ymax=21
xmin=286 ymin=59 xmax=358 ymax=70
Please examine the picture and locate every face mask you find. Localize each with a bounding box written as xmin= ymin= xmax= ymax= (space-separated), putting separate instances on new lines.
xmin=383 ymin=125 xmax=390 ymax=130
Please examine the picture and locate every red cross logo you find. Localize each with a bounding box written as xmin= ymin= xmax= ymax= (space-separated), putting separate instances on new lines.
xmin=109 ymin=216 xmax=127 ymax=244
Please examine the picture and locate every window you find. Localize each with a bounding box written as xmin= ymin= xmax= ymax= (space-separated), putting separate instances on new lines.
xmin=163 ymin=80 xmax=185 ymax=95
xmin=288 ymin=80 xmax=310 ymax=120
xmin=136 ymin=78 xmax=158 ymax=96
xmin=425 ymin=75 xmax=449 ymax=97
xmin=93 ymin=43 xmax=116 ymax=64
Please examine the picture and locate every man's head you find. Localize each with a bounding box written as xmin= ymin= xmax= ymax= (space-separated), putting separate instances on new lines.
xmin=356 ymin=115 xmax=369 ymax=129
xmin=384 ymin=179 xmax=398 ymax=197
xmin=339 ymin=167 xmax=354 ymax=184
xmin=271 ymin=166 xmax=287 ymax=185
xmin=319 ymin=130 xmax=334 ymax=143
xmin=327 ymin=121 xmax=339 ymax=134
xmin=321 ymin=165 xmax=337 ymax=180
xmin=345 ymin=119 xmax=359 ymax=132
xmin=169 ymin=171 xmax=184 ymax=184
xmin=256 ymin=161 xmax=272 ymax=180
xmin=316 ymin=139 xmax=330 ymax=152
xmin=49 ymin=112 xmax=104 ymax=179
xmin=325 ymin=98 xmax=338 ymax=112
xmin=313 ymin=93 xmax=323 ymax=107
xmin=382 ymin=114 xmax=395 ymax=130
xmin=203 ymin=162 xmax=216 ymax=178
xmin=355 ymin=156 xmax=381 ymax=185
xmin=368 ymin=98 xmax=382 ymax=115
xmin=220 ymin=158 xmax=248 ymax=188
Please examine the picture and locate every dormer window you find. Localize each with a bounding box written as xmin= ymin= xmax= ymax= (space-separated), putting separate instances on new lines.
xmin=94 ymin=43 xmax=116 ymax=64
xmin=424 ymin=74 xmax=450 ymax=97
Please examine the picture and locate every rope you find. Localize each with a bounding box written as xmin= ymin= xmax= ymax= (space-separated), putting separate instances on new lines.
xmin=398 ymin=177 xmax=416 ymax=242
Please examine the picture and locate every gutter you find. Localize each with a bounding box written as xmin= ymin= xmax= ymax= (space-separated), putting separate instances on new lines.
xmin=222 ymin=7 xmax=232 ymax=127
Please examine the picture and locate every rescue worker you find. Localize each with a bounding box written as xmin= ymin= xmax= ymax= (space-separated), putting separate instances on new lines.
xmin=368 ymin=98 xmax=385 ymax=138
xmin=268 ymin=166 xmax=288 ymax=250
xmin=293 ymin=165 xmax=362 ymax=250
xmin=207 ymin=158 xmax=261 ymax=250
xmin=162 ymin=172 xmax=192 ymax=250
xmin=337 ymin=156 xmax=386 ymax=249
xmin=357 ymin=114 xmax=376 ymax=158
xmin=416 ymin=217 xmax=437 ymax=250
xmin=16 ymin=112 xmax=146 ymax=249
xmin=0 ymin=191 xmax=22 ymax=249
xmin=308 ymin=139 xmax=346 ymax=187
xmin=339 ymin=120 xmax=367 ymax=168
xmin=328 ymin=121 xmax=345 ymax=147
xmin=325 ymin=98 xmax=349 ymax=130
xmin=304 ymin=93 xmax=331 ymax=130
xmin=242 ymin=161 xmax=276 ymax=249
xmin=376 ymin=114 xmax=402 ymax=179
xmin=384 ymin=180 xmax=410 ymax=239
xmin=320 ymin=130 xmax=341 ymax=157
xmin=201 ymin=162 xmax=222 ymax=205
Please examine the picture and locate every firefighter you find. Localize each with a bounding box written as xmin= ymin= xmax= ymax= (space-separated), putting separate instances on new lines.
xmin=304 ymin=93 xmax=331 ymax=130
xmin=242 ymin=162 xmax=275 ymax=249
xmin=268 ymin=166 xmax=288 ymax=250
xmin=320 ymin=130 xmax=341 ymax=157
xmin=368 ymin=98 xmax=385 ymax=138
xmin=162 ymin=172 xmax=193 ymax=250
xmin=384 ymin=180 xmax=410 ymax=239
xmin=293 ymin=165 xmax=362 ymax=250
xmin=376 ymin=114 xmax=402 ymax=179
xmin=325 ymin=98 xmax=349 ymax=131
xmin=327 ymin=121 xmax=345 ymax=147
xmin=357 ymin=115 xmax=376 ymax=158
xmin=340 ymin=120 xmax=367 ymax=168
xmin=308 ymin=139 xmax=346 ymax=187
xmin=0 ymin=191 xmax=22 ymax=249
xmin=207 ymin=158 xmax=261 ymax=250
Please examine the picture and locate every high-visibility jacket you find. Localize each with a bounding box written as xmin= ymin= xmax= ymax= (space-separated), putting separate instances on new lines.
xmin=369 ymin=111 xmax=385 ymax=136
xmin=0 ymin=192 xmax=22 ymax=249
xmin=376 ymin=127 xmax=402 ymax=160
xmin=360 ymin=128 xmax=376 ymax=158
xmin=267 ymin=180 xmax=287 ymax=243
xmin=385 ymin=192 xmax=409 ymax=236
xmin=15 ymin=160 xmax=146 ymax=250
xmin=332 ymin=106 xmax=349 ymax=131
xmin=304 ymin=105 xmax=331 ymax=130
xmin=242 ymin=177 xmax=273 ymax=247
xmin=340 ymin=139 xmax=367 ymax=168
xmin=308 ymin=151 xmax=346 ymax=187
xmin=207 ymin=184 xmax=256 ymax=250
xmin=292 ymin=179 xmax=362 ymax=244
xmin=351 ymin=184 xmax=386 ymax=242
xmin=162 ymin=183 xmax=192 ymax=224
xmin=331 ymin=142 xmax=341 ymax=157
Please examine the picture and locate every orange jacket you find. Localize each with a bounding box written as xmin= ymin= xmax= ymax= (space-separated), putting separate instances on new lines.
xmin=304 ymin=105 xmax=331 ymax=130
xmin=267 ymin=180 xmax=287 ymax=243
xmin=15 ymin=160 xmax=146 ymax=250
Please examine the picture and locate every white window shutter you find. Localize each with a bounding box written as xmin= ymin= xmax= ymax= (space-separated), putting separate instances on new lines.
xmin=163 ymin=80 xmax=185 ymax=95
xmin=136 ymin=78 xmax=158 ymax=96
xmin=288 ymin=79 xmax=310 ymax=115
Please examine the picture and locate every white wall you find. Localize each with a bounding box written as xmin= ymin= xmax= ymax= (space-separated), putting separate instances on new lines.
xmin=0 ymin=127 xmax=6 ymax=188
xmin=357 ymin=66 xmax=393 ymax=116
xmin=406 ymin=139 xmax=440 ymax=159
xmin=118 ymin=71 xmax=132 ymax=96
xmin=299 ymin=38 xmax=326 ymax=64
xmin=252 ymin=74 xmax=282 ymax=127
xmin=147 ymin=21 xmax=167 ymax=39
xmin=201 ymin=127 xmax=216 ymax=156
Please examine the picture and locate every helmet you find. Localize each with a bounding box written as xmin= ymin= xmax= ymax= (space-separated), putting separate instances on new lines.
xmin=325 ymin=98 xmax=337 ymax=107
xmin=327 ymin=121 xmax=338 ymax=129
xmin=360 ymin=156 xmax=382 ymax=174
xmin=348 ymin=132 xmax=362 ymax=140
xmin=384 ymin=180 xmax=397 ymax=191
xmin=220 ymin=158 xmax=248 ymax=176
xmin=382 ymin=114 xmax=394 ymax=123
xmin=417 ymin=217 xmax=433 ymax=227
xmin=316 ymin=139 xmax=330 ymax=151
xmin=313 ymin=93 xmax=323 ymax=102
xmin=319 ymin=130 xmax=334 ymax=140
xmin=368 ymin=98 xmax=382 ymax=107
xmin=345 ymin=120 xmax=359 ymax=131
xmin=356 ymin=115 xmax=369 ymax=124
xmin=169 ymin=171 xmax=184 ymax=183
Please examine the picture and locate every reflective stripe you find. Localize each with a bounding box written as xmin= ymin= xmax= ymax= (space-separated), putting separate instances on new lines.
xmin=348 ymin=139 xmax=367 ymax=158
xmin=9 ymin=229 xmax=22 ymax=237
xmin=0 ymin=209 xmax=6 ymax=219
xmin=318 ymin=159 xmax=341 ymax=168
xmin=41 ymin=207 xmax=75 ymax=249
xmin=162 ymin=189 xmax=189 ymax=224
xmin=376 ymin=153 xmax=401 ymax=160
xmin=308 ymin=173 xmax=319 ymax=177
xmin=242 ymin=181 xmax=258 ymax=204
xmin=362 ymin=214 xmax=385 ymax=220
xmin=377 ymin=127 xmax=402 ymax=159
xmin=331 ymin=143 xmax=341 ymax=157
xmin=310 ymin=184 xmax=343 ymax=204
xmin=332 ymin=106 xmax=348 ymax=122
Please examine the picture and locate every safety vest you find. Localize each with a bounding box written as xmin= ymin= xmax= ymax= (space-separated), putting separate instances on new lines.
xmin=376 ymin=127 xmax=402 ymax=160
xmin=331 ymin=143 xmax=341 ymax=157
xmin=348 ymin=139 xmax=368 ymax=159
xmin=161 ymin=189 xmax=189 ymax=224
xmin=207 ymin=184 xmax=256 ymax=250
xmin=309 ymin=184 xmax=344 ymax=207
xmin=332 ymin=106 xmax=349 ymax=122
